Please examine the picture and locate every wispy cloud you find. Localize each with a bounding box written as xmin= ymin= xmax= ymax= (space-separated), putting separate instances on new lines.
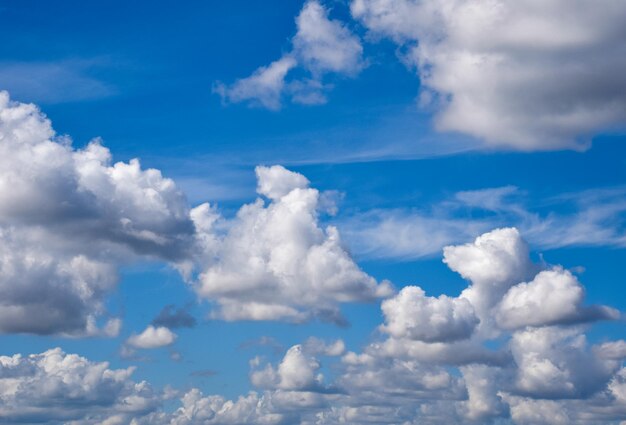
xmin=0 ymin=59 xmax=116 ymax=104
xmin=339 ymin=185 xmax=626 ymax=260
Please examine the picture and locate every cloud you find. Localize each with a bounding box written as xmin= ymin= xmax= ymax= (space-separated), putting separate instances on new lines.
xmin=193 ymin=165 xmax=393 ymax=323
xmin=151 ymin=304 xmax=197 ymax=329
xmin=0 ymin=59 xmax=115 ymax=104
xmin=126 ymin=325 xmax=178 ymax=350
xmin=251 ymin=345 xmax=325 ymax=392
xmin=0 ymin=348 xmax=162 ymax=423
xmin=215 ymin=1 xmax=364 ymax=109
xmin=340 ymin=185 xmax=626 ymax=261
xmin=380 ymin=286 xmax=479 ymax=342
xmin=0 ymin=91 xmax=195 ymax=335
xmin=351 ymin=0 xmax=626 ymax=150
xmin=496 ymin=268 xmax=620 ymax=329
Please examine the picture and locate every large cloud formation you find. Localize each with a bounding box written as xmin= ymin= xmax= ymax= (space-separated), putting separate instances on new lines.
xmin=351 ymin=0 xmax=626 ymax=150
xmin=192 ymin=165 xmax=393 ymax=323
xmin=0 ymin=91 xmax=391 ymax=335
xmin=0 ymin=91 xmax=194 ymax=336
xmin=1 ymin=229 xmax=625 ymax=424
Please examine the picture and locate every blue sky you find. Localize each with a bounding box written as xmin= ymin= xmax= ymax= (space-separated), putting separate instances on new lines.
xmin=1 ymin=1 xmax=626 ymax=424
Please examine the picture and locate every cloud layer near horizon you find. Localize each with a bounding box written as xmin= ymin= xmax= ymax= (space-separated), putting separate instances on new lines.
xmin=1 ymin=228 xmax=624 ymax=424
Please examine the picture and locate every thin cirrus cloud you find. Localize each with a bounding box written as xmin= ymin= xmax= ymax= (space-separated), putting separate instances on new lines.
xmin=339 ymin=185 xmax=626 ymax=261
xmin=214 ymin=0 xmax=365 ymax=110
xmin=2 ymin=229 xmax=625 ymax=424
xmin=0 ymin=60 xmax=115 ymax=104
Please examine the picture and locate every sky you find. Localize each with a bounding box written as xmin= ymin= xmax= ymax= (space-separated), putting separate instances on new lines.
xmin=1 ymin=0 xmax=626 ymax=424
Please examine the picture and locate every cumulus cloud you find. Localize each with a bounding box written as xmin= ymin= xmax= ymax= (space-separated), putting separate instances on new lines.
xmin=351 ymin=0 xmax=626 ymax=150
xmin=194 ymin=165 xmax=392 ymax=323
xmin=215 ymin=1 xmax=364 ymax=109
xmin=496 ymin=268 xmax=620 ymax=329
xmin=0 ymin=91 xmax=194 ymax=335
xmin=0 ymin=348 xmax=162 ymax=423
xmin=380 ymin=286 xmax=479 ymax=342
xmin=126 ymin=325 xmax=178 ymax=350
xmin=251 ymin=345 xmax=325 ymax=392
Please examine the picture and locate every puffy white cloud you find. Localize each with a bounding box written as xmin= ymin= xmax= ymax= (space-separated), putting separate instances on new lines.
xmin=444 ymin=227 xmax=538 ymax=334
xmin=251 ymin=345 xmax=324 ymax=391
xmin=509 ymin=327 xmax=620 ymax=399
xmin=496 ymin=268 xmax=619 ymax=329
xmin=126 ymin=326 xmax=178 ymax=350
xmin=215 ymin=1 xmax=364 ymax=109
xmin=0 ymin=91 xmax=194 ymax=335
xmin=380 ymin=286 xmax=479 ymax=342
xmin=351 ymin=0 xmax=626 ymax=150
xmin=0 ymin=348 xmax=161 ymax=423
xmin=195 ymin=165 xmax=392 ymax=323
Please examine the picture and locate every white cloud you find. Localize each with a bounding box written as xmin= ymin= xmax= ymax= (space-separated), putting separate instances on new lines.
xmin=0 ymin=348 xmax=162 ymax=423
xmin=293 ymin=1 xmax=364 ymax=76
xmin=126 ymin=325 xmax=178 ymax=349
xmin=251 ymin=345 xmax=325 ymax=392
xmin=0 ymin=91 xmax=194 ymax=335
xmin=380 ymin=286 xmax=479 ymax=342
xmin=496 ymin=267 xmax=619 ymax=329
xmin=351 ymin=0 xmax=626 ymax=150
xmin=215 ymin=1 xmax=364 ymax=109
xmin=194 ymin=165 xmax=392 ymax=323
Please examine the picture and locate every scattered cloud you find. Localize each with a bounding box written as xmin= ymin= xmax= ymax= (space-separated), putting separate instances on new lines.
xmin=3 ymin=229 xmax=625 ymax=424
xmin=215 ymin=1 xmax=364 ymax=109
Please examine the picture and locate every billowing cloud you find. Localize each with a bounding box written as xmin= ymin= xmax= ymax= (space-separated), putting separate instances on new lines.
xmin=380 ymin=286 xmax=479 ymax=342
xmin=351 ymin=0 xmax=626 ymax=150
xmin=0 ymin=348 xmax=162 ymax=423
xmin=496 ymin=268 xmax=620 ymax=329
xmin=0 ymin=91 xmax=194 ymax=336
xmin=194 ymin=165 xmax=393 ymax=323
xmin=215 ymin=1 xmax=364 ymax=109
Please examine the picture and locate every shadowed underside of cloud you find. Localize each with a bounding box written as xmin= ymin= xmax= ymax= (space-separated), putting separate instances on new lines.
xmin=2 ymin=229 xmax=625 ymax=424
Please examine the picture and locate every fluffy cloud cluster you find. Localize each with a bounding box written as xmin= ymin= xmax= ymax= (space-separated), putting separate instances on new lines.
xmin=215 ymin=1 xmax=364 ymax=109
xmin=193 ymin=165 xmax=392 ymax=323
xmin=0 ymin=91 xmax=194 ymax=336
xmin=351 ymin=0 xmax=626 ymax=150
xmin=0 ymin=91 xmax=391 ymax=337
xmin=0 ymin=348 xmax=162 ymax=424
